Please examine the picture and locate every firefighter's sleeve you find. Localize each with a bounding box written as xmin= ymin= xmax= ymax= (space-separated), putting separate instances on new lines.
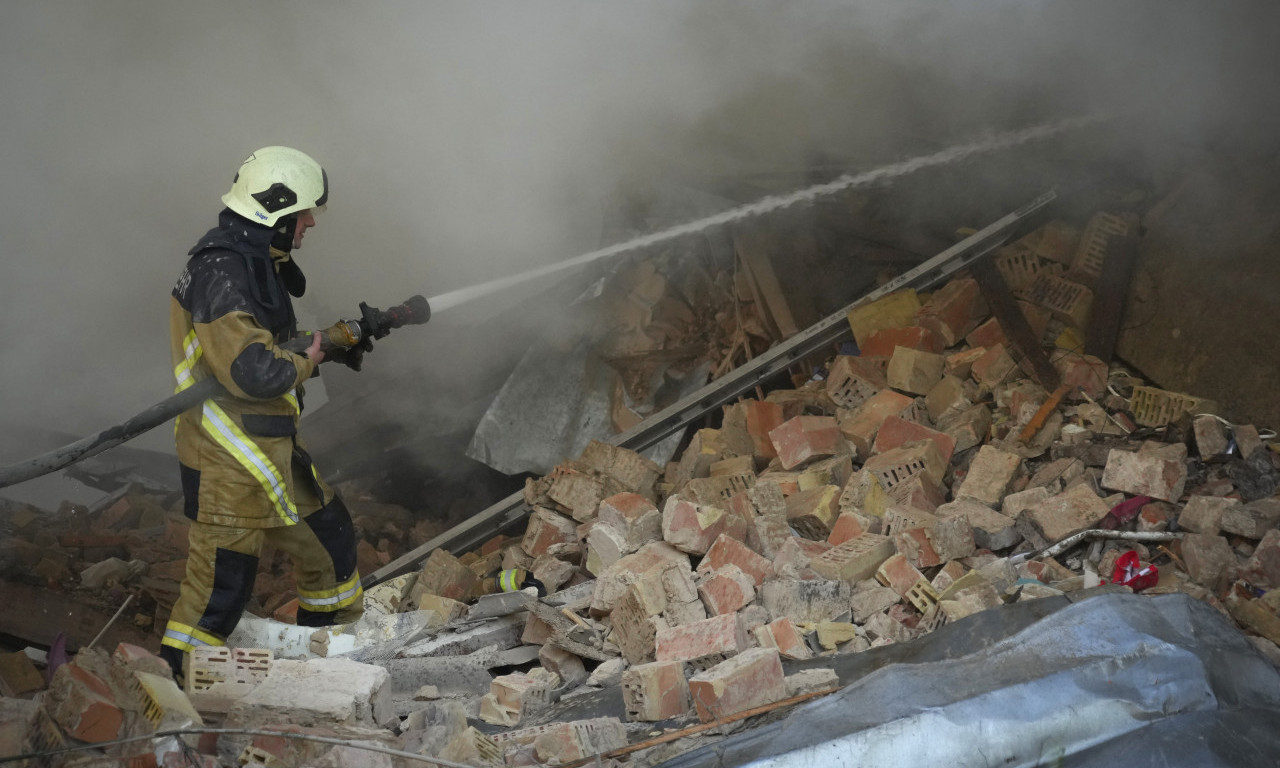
xmin=195 ymin=311 xmax=316 ymax=401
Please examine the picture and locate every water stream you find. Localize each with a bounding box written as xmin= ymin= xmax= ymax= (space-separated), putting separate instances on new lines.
xmin=426 ymin=114 xmax=1105 ymax=314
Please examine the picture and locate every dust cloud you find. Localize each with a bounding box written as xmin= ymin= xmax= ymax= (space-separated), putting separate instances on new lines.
xmin=1 ymin=1 xmax=1276 ymax=482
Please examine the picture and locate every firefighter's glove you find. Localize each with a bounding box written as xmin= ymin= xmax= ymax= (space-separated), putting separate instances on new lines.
xmin=329 ymin=336 xmax=375 ymax=372
xmin=521 ymin=573 xmax=548 ymax=597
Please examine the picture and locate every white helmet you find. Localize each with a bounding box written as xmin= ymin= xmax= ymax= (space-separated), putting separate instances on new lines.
xmin=221 ymin=146 xmax=328 ymax=227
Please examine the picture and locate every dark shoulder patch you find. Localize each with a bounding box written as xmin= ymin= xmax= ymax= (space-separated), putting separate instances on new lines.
xmin=179 ymin=250 xmax=256 ymax=324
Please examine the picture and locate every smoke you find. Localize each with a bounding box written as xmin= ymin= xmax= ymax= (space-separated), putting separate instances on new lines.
xmin=1 ymin=1 xmax=1277 ymax=475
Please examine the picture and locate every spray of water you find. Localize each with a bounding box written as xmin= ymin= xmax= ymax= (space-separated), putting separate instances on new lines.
xmin=427 ymin=114 xmax=1106 ymax=313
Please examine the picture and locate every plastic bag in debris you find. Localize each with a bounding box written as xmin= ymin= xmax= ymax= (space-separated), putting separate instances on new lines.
xmin=655 ymin=593 xmax=1280 ymax=768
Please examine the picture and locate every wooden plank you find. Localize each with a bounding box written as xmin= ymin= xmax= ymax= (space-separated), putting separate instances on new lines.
xmin=0 ymin=581 xmax=156 ymax=651
xmin=1084 ymin=214 xmax=1141 ymax=364
xmin=970 ymin=256 xmax=1061 ymax=391
xmin=733 ymin=228 xmax=799 ymax=339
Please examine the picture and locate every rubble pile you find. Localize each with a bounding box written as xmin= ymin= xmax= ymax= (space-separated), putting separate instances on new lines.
xmin=589 ymin=233 xmax=793 ymax=433
xmin=0 ymin=482 xmax=439 ymax=650
xmin=6 ymin=215 xmax=1280 ymax=766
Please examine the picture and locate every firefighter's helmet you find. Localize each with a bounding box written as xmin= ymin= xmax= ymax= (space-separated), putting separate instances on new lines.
xmin=221 ymin=146 xmax=328 ymax=227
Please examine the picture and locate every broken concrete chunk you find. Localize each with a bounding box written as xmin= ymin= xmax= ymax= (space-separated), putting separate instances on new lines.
xmin=227 ymin=657 xmax=394 ymax=730
xmin=956 ymin=445 xmax=1023 ymax=508
xmin=760 ymin=578 xmax=853 ymax=624
xmin=1015 ymin=483 xmax=1112 ymax=550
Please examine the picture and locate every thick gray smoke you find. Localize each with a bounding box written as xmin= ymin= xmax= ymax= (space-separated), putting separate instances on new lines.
xmin=1 ymin=1 xmax=1277 ymax=498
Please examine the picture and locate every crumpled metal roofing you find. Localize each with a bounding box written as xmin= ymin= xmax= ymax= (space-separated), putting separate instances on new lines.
xmin=656 ymin=592 xmax=1280 ymax=768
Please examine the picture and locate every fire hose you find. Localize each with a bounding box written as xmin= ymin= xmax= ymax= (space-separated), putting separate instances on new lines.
xmin=0 ymin=296 xmax=431 ymax=489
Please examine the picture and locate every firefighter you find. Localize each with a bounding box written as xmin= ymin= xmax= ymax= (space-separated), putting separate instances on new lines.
xmin=159 ymin=146 xmax=364 ymax=679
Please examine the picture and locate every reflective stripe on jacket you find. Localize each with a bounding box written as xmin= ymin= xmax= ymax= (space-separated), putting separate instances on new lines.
xmin=170 ymin=210 xmax=324 ymax=528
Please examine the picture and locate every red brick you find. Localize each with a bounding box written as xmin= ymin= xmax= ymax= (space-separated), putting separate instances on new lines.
xmin=860 ymin=326 xmax=943 ymax=358
xmin=914 ymin=277 xmax=987 ymax=346
xmin=596 ymin=492 xmax=662 ymax=553
xmin=876 ymin=554 xmax=925 ymax=597
xmin=752 ymin=617 xmax=813 ymax=660
xmin=825 ymin=355 xmax=888 ymax=410
xmin=886 ymin=472 xmax=945 ymax=513
xmin=697 ymin=533 xmax=772 ymax=585
xmin=892 ymin=514 xmax=976 ymax=568
xmin=1052 ymin=352 xmax=1109 ymax=401
xmin=964 ymin=302 xmax=1051 ymax=350
xmin=688 ymin=648 xmax=787 ymax=722
xmin=48 ymin=663 xmax=123 ymax=743
xmin=872 ymin=415 xmax=956 ymax=465
xmin=744 ymin=400 xmax=785 ymax=461
xmin=839 ymin=389 xmax=915 ymax=458
xmin=521 ymin=507 xmax=581 ymax=558
xmin=697 ymin=565 xmax=757 ymax=616
xmin=769 ymin=416 xmax=844 ymax=470
xmin=863 ymin=440 xmax=947 ymax=491
xmin=827 ymin=512 xmax=868 ymax=546
xmin=415 ymin=548 xmax=479 ymax=602
xmin=622 ymin=661 xmax=691 ymax=722
xmin=970 ymin=344 xmax=1017 ymax=388
xmin=531 ymin=718 xmax=628 ymax=764
xmin=662 ymin=496 xmax=751 ymax=556
xmin=655 ymin=613 xmax=748 ymax=665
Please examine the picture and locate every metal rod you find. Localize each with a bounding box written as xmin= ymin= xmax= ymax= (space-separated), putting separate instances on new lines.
xmin=86 ymin=594 xmax=134 ymax=650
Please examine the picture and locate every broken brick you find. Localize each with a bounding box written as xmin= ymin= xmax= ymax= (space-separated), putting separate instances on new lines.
xmin=752 ymin=617 xmax=813 ymax=660
xmin=48 ymin=663 xmax=124 ymax=743
xmin=872 ymin=415 xmax=956 ymax=465
xmin=1181 ymin=533 xmax=1239 ymax=594
xmin=886 ymin=346 xmax=946 ymax=396
xmin=954 ymin=444 xmax=1023 ymax=508
xmin=697 ymin=533 xmax=772 ymax=585
xmin=596 ymin=492 xmax=662 ymax=553
xmin=1015 ymin=484 xmax=1112 ymax=550
xmin=839 ymin=389 xmax=916 ymax=458
xmin=688 ymin=647 xmax=787 ymax=722
xmin=784 ymin=484 xmax=842 ymax=540
xmin=655 ymin=613 xmax=749 ymax=667
xmin=760 ymin=578 xmax=852 ymax=623
xmin=861 ymin=326 xmax=945 ymax=358
xmin=914 ymin=277 xmax=987 ymax=346
xmin=769 ymin=415 xmax=844 ymax=470
xmin=809 ymin=533 xmax=895 ymax=582
xmin=661 ymin=495 xmax=750 ymax=556
xmin=697 ymin=565 xmax=757 ymax=616
xmin=621 ymin=660 xmax=691 ymax=722
xmin=414 ymin=549 xmax=479 ymax=602
xmin=1101 ymin=444 xmax=1188 ymax=503
xmin=1177 ymin=495 xmax=1238 ymax=536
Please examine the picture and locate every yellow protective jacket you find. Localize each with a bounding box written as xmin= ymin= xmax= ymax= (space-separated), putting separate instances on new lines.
xmin=169 ymin=210 xmax=329 ymax=528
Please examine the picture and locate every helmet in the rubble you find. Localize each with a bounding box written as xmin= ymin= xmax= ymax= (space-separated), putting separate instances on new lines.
xmin=221 ymin=146 xmax=329 ymax=228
